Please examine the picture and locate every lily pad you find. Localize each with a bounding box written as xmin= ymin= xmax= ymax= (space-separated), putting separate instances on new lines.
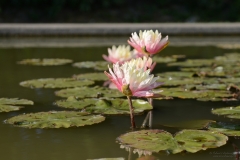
xmin=168 ymin=59 xmax=214 ymax=67
xmin=17 ymin=58 xmax=73 ymax=66
xmin=5 ymin=111 xmax=105 ymax=128
xmin=55 ymin=86 xmax=123 ymax=98
xmin=0 ymin=98 xmax=34 ymax=112
xmin=73 ymin=61 xmax=109 ymax=71
xmin=161 ymin=120 xmax=214 ymax=130
xmin=156 ymin=88 xmax=232 ymax=99
xmin=208 ymin=122 xmax=240 ymax=136
xmin=20 ymin=78 xmax=94 ymax=89
xmin=174 ymin=129 xmax=228 ymax=153
xmin=157 ymin=78 xmax=203 ymax=87
xmin=211 ymin=106 xmax=240 ymax=119
xmin=73 ymin=73 xmax=108 ymax=81
xmin=152 ymin=56 xmax=177 ymax=63
xmin=0 ymin=98 xmax=34 ymax=105
xmin=156 ymin=71 xmax=195 ymax=78
xmin=56 ymin=98 xmax=152 ymax=115
xmin=117 ymin=130 xmax=182 ymax=154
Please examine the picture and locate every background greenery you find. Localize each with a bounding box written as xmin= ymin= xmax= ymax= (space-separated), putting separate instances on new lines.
xmin=0 ymin=0 xmax=240 ymax=23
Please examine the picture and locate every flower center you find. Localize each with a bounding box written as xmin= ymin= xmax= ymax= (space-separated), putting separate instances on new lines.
xmin=122 ymin=84 xmax=132 ymax=96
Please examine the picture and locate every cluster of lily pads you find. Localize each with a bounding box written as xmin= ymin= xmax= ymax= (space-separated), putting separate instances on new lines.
xmin=2 ymin=30 xmax=240 ymax=159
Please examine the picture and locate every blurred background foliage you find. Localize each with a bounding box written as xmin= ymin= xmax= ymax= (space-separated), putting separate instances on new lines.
xmin=0 ymin=0 xmax=240 ymax=22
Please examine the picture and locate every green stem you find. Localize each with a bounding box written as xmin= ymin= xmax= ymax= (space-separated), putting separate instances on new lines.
xmin=127 ymin=96 xmax=136 ymax=129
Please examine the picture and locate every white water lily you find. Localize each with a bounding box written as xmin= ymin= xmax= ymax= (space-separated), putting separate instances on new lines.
xmin=102 ymin=45 xmax=138 ymax=64
xmin=128 ymin=30 xmax=169 ymax=56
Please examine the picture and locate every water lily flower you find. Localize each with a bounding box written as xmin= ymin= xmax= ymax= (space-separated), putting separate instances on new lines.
xmin=104 ymin=57 xmax=162 ymax=128
xmin=128 ymin=30 xmax=169 ymax=56
xmin=102 ymin=45 xmax=138 ymax=64
xmin=104 ymin=57 xmax=161 ymax=98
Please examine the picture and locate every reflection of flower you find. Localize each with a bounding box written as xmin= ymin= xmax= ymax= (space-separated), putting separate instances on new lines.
xmin=102 ymin=45 xmax=138 ymax=64
xmin=128 ymin=30 xmax=169 ymax=56
xmin=104 ymin=57 xmax=161 ymax=98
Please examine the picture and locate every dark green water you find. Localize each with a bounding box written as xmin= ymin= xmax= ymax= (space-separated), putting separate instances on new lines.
xmin=0 ymin=46 xmax=240 ymax=160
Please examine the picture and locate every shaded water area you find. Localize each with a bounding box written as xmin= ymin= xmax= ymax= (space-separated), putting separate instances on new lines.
xmin=1 ymin=45 xmax=240 ymax=160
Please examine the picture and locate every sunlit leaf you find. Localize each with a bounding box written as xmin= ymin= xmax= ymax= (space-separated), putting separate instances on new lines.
xmin=208 ymin=122 xmax=240 ymax=136
xmin=55 ymin=86 xmax=123 ymax=98
xmin=73 ymin=61 xmax=109 ymax=71
xmin=17 ymin=58 xmax=73 ymax=66
xmin=174 ymin=129 xmax=228 ymax=153
xmin=56 ymin=98 xmax=152 ymax=115
xmin=20 ymin=78 xmax=94 ymax=89
xmin=0 ymin=98 xmax=34 ymax=112
xmin=5 ymin=111 xmax=105 ymax=128
xmin=73 ymin=72 xmax=108 ymax=81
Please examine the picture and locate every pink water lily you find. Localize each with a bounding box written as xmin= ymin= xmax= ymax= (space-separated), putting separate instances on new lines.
xmin=104 ymin=57 xmax=161 ymax=98
xmin=102 ymin=45 xmax=139 ymax=64
xmin=128 ymin=30 xmax=169 ymax=56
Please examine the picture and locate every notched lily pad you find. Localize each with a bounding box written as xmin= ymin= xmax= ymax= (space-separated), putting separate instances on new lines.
xmin=0 ymin=98 xmax=34 ymax=112
xmin=17 ymin=58 xmax=73 ymax=66
xmin=174 ymin=129 xmax=228 ymax=153
xmin=56 ymin=98 xmax=152 ymax=115
xmin=73 ymin=61 xmax=109 ymax=71
xmin=156 ymin=71 xmax=196 ymax=78
xmin=117 ymin=130 xmax=182 ymax=154
xmin=87 ymin=158 xmax=124 ymax=160
xmin=208 ymin=122 xmax=240 ymax=136
xmin=5 ymin=111 xmax=105 ymax=128
xmin=157 ymin=78 xmax=202 ymax=87
xmin=73 ymin=72 xmax=108 ymax=81
xmin=20 ymin=78 xmax=94 ymax=89
xmin=55 ymin=86 xmax=123 ymax=98
xmin=212 ymin=106 xmax=240 ymax=119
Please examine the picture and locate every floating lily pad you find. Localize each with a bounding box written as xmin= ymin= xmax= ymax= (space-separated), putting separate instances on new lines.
xmin=156 ymin=71 xmax=195 ymax=78
xmin=56 ymin=98 xmax=152 ymax=115
xmin=17 ymin=58 xmax=73 ymax=66
xmin=0 ymin=98 xmax=34 ymax=105
xmin=212 ymin=106 xmax=240 ymax=119
xmin=55 ymin=86 xmax=123 ymax=98
xmin=208 ymin=122 xmax=240 ymax=136
xmin=161 ymin=120 xmax=214 ymax=130
xmin=117 ymin=130 xmax=182 ymax=154
xmin=174 ymin=129 xmax=228 ymax=153
xmin=152 ymin=56 xmax=177 ymax=63
xmin=5 ymin=111 xmax=105 ymax=128
xmin=156 ymin=88 xmax=232 ymax=100
xmin=0 ymin=98 xmax=34 ymax=112
xmin=73 ymin=73 xmax=108 ymax=81
xmin=73 ymin=61 xmax=109 ymax=71
xmin=20 ymin=78 xmax=94 ymax=89
xmin=214 ymin=53 xmax=240 ymax=63
xmin=168 ymin=59 xmax=214 ymax=67
xmin=157 ymin=78 xmax=203 ymax=87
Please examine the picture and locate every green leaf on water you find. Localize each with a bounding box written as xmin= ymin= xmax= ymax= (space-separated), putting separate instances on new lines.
xmin=73 ymin=72 xmax=108 ymax=81
xmin=0 ymin=98 xmax=34 ymax=112
xmin=156 ymin=71 xmax=195 ymax=78
xmin=55 ymin=86 xmax=123 ymax=98
xmin=20 ymin=78 xmax=94 ymax=89
xmin=208 ymin=122 xmax=240 ymax=136
xmin=87 ymin=158 xmax=124 ymax=160
xmin=117 ymin=129 xmax=228 ymax=154
xmin=117 ymin=130 xmax=182 ymax=154
xmin=168 ymin=59 xmax=214 ymax=67
xmin=17 ymin=58 xmax=73 ymax=66
xmin=211 ymin=106 xmax=240 ymax=119
xmin=174 ymin=129 xmax=228 ymax=153
xmin=152 ymin=56 xmax=177 ymax=63
xmin=73 ymin=61 xmax=109 ymax=71
xmin=5 ymin=111 xmax=105 ymax=128
xmin=56 ymin=98 xmax=152 ymax=115
xmin=157 ymin=78 xmax=203 ymax=87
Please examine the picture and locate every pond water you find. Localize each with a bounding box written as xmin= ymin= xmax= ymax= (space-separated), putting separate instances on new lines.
xmin=1 ymin=45 xmax=240 ymax=160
